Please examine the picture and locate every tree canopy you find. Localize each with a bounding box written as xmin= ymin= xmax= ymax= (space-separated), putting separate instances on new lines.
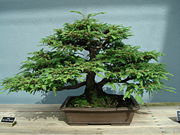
xmin=1 ymin=11 xmax=174 ymax=102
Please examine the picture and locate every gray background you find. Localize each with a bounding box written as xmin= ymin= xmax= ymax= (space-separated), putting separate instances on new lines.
xmin=0 ymin=0 xmax=180 ymax=104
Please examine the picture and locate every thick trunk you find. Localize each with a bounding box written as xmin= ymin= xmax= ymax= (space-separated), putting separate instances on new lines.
xmin=84 ymin=71 xmax=96 ymax=102
xmin=84 ymin=72 xmax=105 ymax=103
xmin=84 ymin=86 xmax=105 ymax=103
xmin=84 ymin=48 xmax=105 ymax=102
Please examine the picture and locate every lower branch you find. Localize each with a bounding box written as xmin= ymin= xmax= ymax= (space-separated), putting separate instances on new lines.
xmin=57 ymin=81 xmax=86 ymax=91
xmin=120 ymin=76 xmax=135 ymax=83
xmin=97 ymin=76 xmax=135 ymax=87
xmin=97 ymin=78 xmax=110 ymax=87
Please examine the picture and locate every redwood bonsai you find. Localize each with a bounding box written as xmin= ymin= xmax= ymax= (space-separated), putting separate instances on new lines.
xmin=1 ymin=11 xmax=174 ymax=107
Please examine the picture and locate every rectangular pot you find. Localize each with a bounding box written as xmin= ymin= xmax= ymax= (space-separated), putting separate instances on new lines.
xmin=60 ymin=95 xmax=139 ymax=125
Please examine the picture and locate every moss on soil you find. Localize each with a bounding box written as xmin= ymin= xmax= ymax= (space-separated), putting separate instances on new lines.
xmin=67 ymin=95 xmax=135 ymax=108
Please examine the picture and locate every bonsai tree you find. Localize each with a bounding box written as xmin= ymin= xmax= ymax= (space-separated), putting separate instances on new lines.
xmin=1 ymin=11 xmax=174 ymax=106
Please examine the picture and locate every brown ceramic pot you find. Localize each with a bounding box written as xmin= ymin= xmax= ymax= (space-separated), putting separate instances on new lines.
xmin=60 ymin=95 xmax=140 ymax=125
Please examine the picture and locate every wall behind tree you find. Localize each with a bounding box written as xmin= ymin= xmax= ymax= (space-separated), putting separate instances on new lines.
xmin=0 ymin=0 xmax=179 ymax=103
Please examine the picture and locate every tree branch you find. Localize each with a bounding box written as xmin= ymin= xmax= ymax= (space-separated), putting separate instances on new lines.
xmin=97 ymin=78 xmax=110 ymax=87
xmin=57 ymin=81 xmax=86 ymax=91
xmin=97 ymin=76 xmax=135 ymax=87
xmin=120 ymin=76 xmax=135 ymax=83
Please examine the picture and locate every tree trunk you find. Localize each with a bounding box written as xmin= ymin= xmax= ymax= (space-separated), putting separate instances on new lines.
xmin=84 ymin=71 xmax=106 ymax=103
xmin=84 ymin=48 xmax=105 ymax=103
xmin=84 ymin=71 xmax=96 ymax=103
xmin=84 ymin=86 xmax=105 ymax=103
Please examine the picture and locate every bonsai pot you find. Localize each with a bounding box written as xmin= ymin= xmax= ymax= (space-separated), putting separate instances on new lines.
xmin=60 ymin=95 xmax=140 ymax=125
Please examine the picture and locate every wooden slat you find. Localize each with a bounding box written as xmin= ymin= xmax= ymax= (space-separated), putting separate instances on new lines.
xmin=0 ymin=104 xmax=61 ymax=112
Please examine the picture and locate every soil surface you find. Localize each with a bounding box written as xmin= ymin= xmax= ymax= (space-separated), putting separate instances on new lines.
xmin=66 ymin=94 xmax=137 ymax=108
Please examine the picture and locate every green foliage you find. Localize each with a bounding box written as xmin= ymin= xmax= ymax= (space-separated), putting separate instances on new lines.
xmin=0 ymin=11 xmax=174 ymax=104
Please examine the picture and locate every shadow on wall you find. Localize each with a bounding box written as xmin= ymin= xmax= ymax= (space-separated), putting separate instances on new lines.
xmin=36 ymin=87 xmax=85 ymax=104
xmin=151 ymin=0 xmax=180 ymax=102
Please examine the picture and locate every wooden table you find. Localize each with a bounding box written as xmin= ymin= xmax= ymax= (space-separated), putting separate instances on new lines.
xmin=0 ymin=104 xmax=180 ymax=135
